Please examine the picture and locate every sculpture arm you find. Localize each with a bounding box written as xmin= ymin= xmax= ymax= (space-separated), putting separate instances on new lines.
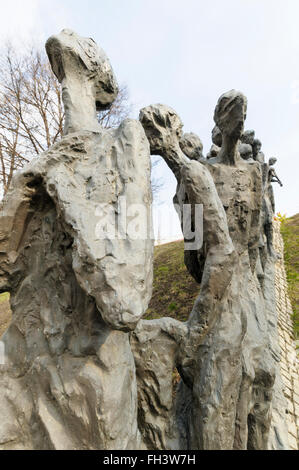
xmin=139 ymin=104 xmax=236 ymax=386
xmin=0 ymin=174 xmax=37 ymax=292
xmin=270 ymin=169 xmax=283 ymax=187
xmin=139 ymin=103 xmax=233 ymax=255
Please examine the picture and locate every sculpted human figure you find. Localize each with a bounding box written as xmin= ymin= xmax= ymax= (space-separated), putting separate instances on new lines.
xmin=0 ymin=29 xmax=290 ymax=451
xmin=179 ymin=132 xmax=204 ymax=161
xmin=205 ymin=91 xmax=263 ymax=277
xmin=139 ymin=91 xmax=275 ymax=450
xmin=205 ymin=126 xmax=222 ymax=160
xmin=261 ymin=158 xmax=282 ymax=256
xmin=197 ymin=91 xmax=274 ymax=450
xmin=239 ymin=130 xmax=255 ymax=161
xmin=252 ymin=138 xmax=265 ymax=164
xmin=269 ymin=158 xmax=283 ymax=187
xmin=0 ymin=30 xmax=153 ymax=450
xmin=211 ymin=90 xmax=247 ymax=165
xmin=140 ymin=104 xmax=235 ymax=287
xmin=239 ymin=143 xmax=254 ymax=161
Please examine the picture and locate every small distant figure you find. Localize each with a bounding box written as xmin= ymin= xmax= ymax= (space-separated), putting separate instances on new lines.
xmin=262 ymin=157 xmax=282 ymax=256
xmin=268 ymin=158 xmax=283 ymax=187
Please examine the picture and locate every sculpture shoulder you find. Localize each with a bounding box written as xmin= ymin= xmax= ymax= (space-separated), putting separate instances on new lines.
xmin=111 ymin=119 xmax=150 ymax=160
xmin=116 ymin=118 xmax=149 ymax=139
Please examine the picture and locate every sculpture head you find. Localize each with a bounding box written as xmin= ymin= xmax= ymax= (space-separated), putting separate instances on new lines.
xmin=252 ymin=138 xmax=262 ymax=156
xmin=214 ymin=90 xmax=247 ymax=140
xmin=139 ymin=104 xmax=183 ymax=156
xmin=241 ymin=129 xmax=255 ymax=146
xmin=239 ymin=143 xmax=253 ymax=161
xmin=46 ymin=29 xmax=118 ymax=133
xmin=269 ymin=157 xmax=277 ymax=166
xmin=211 ymin=125 xmax=222 ymax=147
xmin=179 ymin=132 xmax=203 ymax=161
xmin=206 ymin=144 xmax=220 ymax=159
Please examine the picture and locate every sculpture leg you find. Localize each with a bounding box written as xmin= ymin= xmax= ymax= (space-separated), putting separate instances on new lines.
xmin=247 ymin=368 xmax=274 ymax=449
xmin=189 ymin=288 xmax=244 ymax=449
xmin=234 ymin=374 xmax=252 ymax=449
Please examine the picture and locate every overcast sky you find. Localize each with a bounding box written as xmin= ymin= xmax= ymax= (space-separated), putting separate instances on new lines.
xmin=1 ymin=0 xmax=298 ymax=241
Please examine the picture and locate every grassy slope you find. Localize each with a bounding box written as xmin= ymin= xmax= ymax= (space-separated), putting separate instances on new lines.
xmin=145 ymin=215 xmax=299 ymax=337
xmin=0 ymin=215 xmax=298 ymax=337
xmin=144 ymin=239 xmax=200 ymax=321
xmin=280 ymin=213 xmax=299 ymax=338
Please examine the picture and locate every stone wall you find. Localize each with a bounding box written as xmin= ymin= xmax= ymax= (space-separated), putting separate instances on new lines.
xmin=274 ymin=220 xmax=299 ymax=450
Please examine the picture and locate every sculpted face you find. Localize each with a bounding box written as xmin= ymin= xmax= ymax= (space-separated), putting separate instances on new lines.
xmin=214 ymin=90 xmax=247 ymax=140
xmin=139 ymin=104 xmax=183 ymax=155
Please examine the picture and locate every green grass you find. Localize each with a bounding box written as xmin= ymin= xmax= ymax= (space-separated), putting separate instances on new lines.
xmin=144 ymin=239 xmax=200 ymax=322
xmin=280 ymin=213 xmax=299 ymax=339
xmin=146 ymin=215 xmax=299 ymax=340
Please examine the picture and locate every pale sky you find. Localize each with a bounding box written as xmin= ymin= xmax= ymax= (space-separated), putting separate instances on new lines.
xmin=1 ymin=0 xmax=298 ymax=241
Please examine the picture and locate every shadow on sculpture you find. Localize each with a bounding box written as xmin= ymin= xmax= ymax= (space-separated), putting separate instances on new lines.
xmin=0 ymin=30 xmax=289 ymax=450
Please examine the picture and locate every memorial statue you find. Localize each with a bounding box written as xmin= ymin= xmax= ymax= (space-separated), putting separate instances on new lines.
xmin=269 ymin=158 xmax=283 ymax=188
xmin=0 ymin=30 xmax=289 ymax=450
xmin=139 ymin=91 xmax=276 ymax=450
xmin=0 ymin=29 xmax=153 ymax=450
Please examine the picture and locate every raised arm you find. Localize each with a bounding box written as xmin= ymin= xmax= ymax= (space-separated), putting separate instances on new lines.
xmin=139 ymin=104 xmax=190 ymax=181
xmin=139 ymin=103 xmax=233 ymax=256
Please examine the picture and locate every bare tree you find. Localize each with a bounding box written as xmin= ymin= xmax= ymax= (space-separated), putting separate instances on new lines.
xmin=151 ymin=157 xmax=164 ymax=200
xmin=0 ymin=43 xmax=163 ymax=200
xmin=98 ymin=84 xmax=131 ymax=129
xmin=0 ymin=44 xmax=132 ymax=195
xmin=0 ymin=45 xmax=63 ymax=194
